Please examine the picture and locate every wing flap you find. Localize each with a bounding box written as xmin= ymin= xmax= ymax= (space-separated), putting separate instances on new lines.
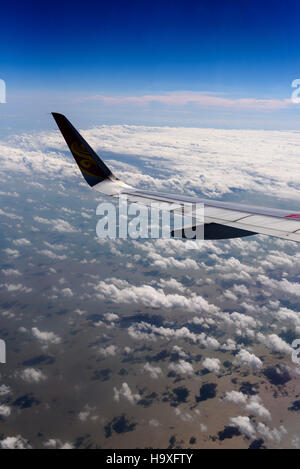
xmin=204 ymin=216 xmax=300 ymax=242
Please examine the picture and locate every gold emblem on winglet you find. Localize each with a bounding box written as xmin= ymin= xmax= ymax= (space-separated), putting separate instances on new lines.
xmin=70 ymin=141 xmax=102 ymax=178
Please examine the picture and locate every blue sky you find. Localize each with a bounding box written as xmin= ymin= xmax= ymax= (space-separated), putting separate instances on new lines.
xmin=1 ymin=0 xmax=300 ymax=132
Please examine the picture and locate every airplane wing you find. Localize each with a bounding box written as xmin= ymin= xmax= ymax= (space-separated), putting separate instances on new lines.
xmin=52 ymin=113 xmax=300 ymax=243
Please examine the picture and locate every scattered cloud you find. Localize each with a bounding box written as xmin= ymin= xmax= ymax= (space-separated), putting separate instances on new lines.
xmin=113 ymin=382 xmax=141 ymax=405
xmin=32 ymin=327 xmax=61 ymax=345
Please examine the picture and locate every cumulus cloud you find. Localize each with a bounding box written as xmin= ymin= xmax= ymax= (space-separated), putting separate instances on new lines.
xmin=157 ymin=278 xmax=187 ymax=292
xmin=0 ymin=404 xmax=11 ymax=417
xmin=174 ymin=407 xmax=194 ymax=423
xmin=0 ymin=384 xmax=11 ymax=396
xmin=61 ymin=287 xmax=73 ymax=297
xmin=200 ymin=423 xmax=208 ymax=432
xmin=0 ymin=435 xmax=31 ymax=449
xmin=113 ymin=382 xmax=141 ymax=405
xmin=38 ymin=249 xmax=67 ymax=260
xmin=143 ymin=362 xmax=163 ymax=379
xmin=99 ymin=345 xmax=117 ymax=357
xmin=127 ymin=321 xmax=220 ymax=350
xmin=274 ymin=307 xmax=300 ymax=328
xmin=224 ymin=391 xmax=271 ymax=420
xmin=1 ymin=283 xmax=32 ymax=293
xmin=104 ymin=312 xmax=119 ymax=322
xmin=34 ymin=216 xmax=78 ymax=233
xmin=149 ymin=419 xmax=160 ymax=427
xmin=202 ymin=357 xmax=221 ymax=373
xmin=32 ymin=327 xmax=61 ymax=345
xmin=168 ymin=359 xmax=194 ymax=376
xmin=230 ymin=415 xmax=286 ymax=444
xmin=147 ymin=252 xmax=199 ymax=270
xmin=0 ymin=209 xmax=23 ymax=220
xmin=256 ymin=423 xmax=287 ymax=443
xmin=2 ymin=269 xmax=21 ymax=276
xmin=224 ymin=391 xmax=248 ymax=406
xmin=229 ymin=416 xmax=256 ymax=438
xmin=257 ymin=333 xmax=293 ymax=354
xmin=172 ymin=345 xmax=188 ymax=358
xmin=234 ymin=349 xmax=263 ymax=370
xmin=258 ymin=275 xmax=300 ymax=298
xmin=3 ymin=124 xmax=300 ymax=203
xmin=19 ymin=368 xmax=47 ymax=383
xmin=78 ymin=405 xmax=98 ymax=423
xmin=43 ymin=439 xmax=73 ymax=449
xmin=3 ymin=248 xmax=19 ymax=258
xmin=94 ymin=279 xmax=218 ymax=315
xmin=13 ymin=238 xmax=31 ymax=246
xmin=245 ymin=396 xmax=271 ymax=421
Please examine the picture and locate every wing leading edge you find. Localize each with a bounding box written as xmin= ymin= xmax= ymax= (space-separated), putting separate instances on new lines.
xmin=52 ymin=113 xmax=300 ymax=243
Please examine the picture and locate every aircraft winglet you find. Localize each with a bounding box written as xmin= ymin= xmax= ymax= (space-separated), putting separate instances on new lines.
xmin=52 ymin=112 xmax=116 ymax=187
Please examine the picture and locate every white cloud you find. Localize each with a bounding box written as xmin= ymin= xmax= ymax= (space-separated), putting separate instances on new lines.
xmin=256 ymin=423 xmax=287 ymax=443
xmin=224 ymin=391 xmax=248 ymax=406
xmin=0 ymin=384 xmax=11 ymax=396
xmin=157 ymin=278 xmax=187 ymax=292
xmin=34 ymin=216 xmax=78 ymax=233
xmin=19 ymin=368 xmax=47 ymax=383
xmin=88 ymin=91 xmax=290 ymax=111
xmin=0 ymin=209 xmax=23 ymax=220
xmin=0 ymin=435 xmax=31 ymax=449
xmin=143 ymin=362 xmax=163 ymax=379
xmin=38 ymin=249 xmax=67 ymax=260
xmin=0 ymin=405 xmax=11 ymax=417
xmin=3 ymin=125 xmax=300 ymax=203
xmin=149 ymin=419 xmax=160 ymax=427
xmin=223 ymin=311 xmax=258 ymax=332
xmin=234 ymin=349 xmax=263 ymax=370
xmin=99 ymin=345 xmax=117 ymax=357
xmin=221 ymin=338 xmax=237 ymax=351
xmin=274 ymin=307 xmax=300 ymax=327
xmin=257 ymin=333 xmax=293 ymax=354
xmin=13 ymin=238 xmax=31 ymax=246
xmin=32 ymin=327 xmax=61 ymax=345
xmin=245 ymin=396 xmax=271 ymax=421
xmin=1 ymin=283 xmax=32 ymax=293
xmin=168 ymin=359 xmax=194 ymax=376
xmin=202 ymin=357 xmax=221 ymax=373
xmin=224 ymin=391 xmax=271 ymax=421
xmin=43 ymin=439 xmax=73 ymax=449
xmin=258 ymin=275 xmax=300 ymax=298
xmin=104 ymin=312 xmax=119 ymax=322
xmin=229 ymin=416 xmax=256 ymax=438
xmin=174 ymin=407 xmax=194 ymax=423
xmin=2 ymin=269 xmax=21 ymax=276
xmin=61 ymin=287 xmax=73 ymax=297
xmin=113 ymin=382 xmax=141 ymax=405
xmin=78 ymin=405 xmax=98 ymax=423
xmin=172 ymin=345 xmax=188 ymax=358
xmin=94 ymin=280 xmax=219 ymax=315
xmin=3 ymin=248 xmax=19 ymax=258
xmin=147 ymin=252 xmax=199 ymax=270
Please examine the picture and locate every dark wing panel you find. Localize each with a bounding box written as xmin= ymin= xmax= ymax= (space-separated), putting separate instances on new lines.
xmin=171 ymin=223 xmax=256 ymax=240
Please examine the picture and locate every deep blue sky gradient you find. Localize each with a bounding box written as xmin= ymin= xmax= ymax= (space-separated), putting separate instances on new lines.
xmin=1 ymin=0 xmax=300 ymax=131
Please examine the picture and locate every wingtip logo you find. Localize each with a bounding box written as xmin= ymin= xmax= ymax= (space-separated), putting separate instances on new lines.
xmin=0 ymin=79 xmax=6 ymax=103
